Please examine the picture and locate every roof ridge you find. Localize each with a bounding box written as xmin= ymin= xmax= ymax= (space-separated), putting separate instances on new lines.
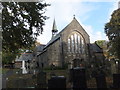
xmin=44 ymin=17 xmax=89 ymax=49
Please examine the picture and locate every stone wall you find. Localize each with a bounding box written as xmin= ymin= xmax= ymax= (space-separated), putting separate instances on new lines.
xmin=60 ymin=18 xmax=90 ymax=66
xmin=38 ymin=39 xmax=62 ymax=68
xmin=37 ymin=18 xmax=90 ymax=68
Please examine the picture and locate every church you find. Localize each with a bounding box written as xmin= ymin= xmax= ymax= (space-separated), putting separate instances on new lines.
xmin=36 ymin=16 xmax=105 ymax=69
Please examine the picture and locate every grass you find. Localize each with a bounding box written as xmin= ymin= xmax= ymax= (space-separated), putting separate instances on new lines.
xmin=1 ymin=68 xmax=10 ymax=74
xmin=6 ymin=69 xmax=114 ymax=88
xmin=7 ymin=73 xmax=36 ymax=88
xmin=6 ymin=69 xmax=69 ymax=88
xmin=87 ymin=78 xmax=97 ymax=88
xmin=2 ymin=68 xmax=20 ymax=74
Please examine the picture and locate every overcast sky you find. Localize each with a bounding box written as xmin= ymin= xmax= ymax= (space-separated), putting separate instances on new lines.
xmin=37 ymin=0 xmax=120 ymax=44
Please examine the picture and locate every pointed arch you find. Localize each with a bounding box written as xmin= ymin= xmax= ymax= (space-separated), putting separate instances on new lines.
xmin=67 ymin=31 xmax=85 ymax=54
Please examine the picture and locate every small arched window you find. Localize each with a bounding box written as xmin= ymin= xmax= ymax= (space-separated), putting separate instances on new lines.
xmin=67 ymin=32 xmax=85 ymax=54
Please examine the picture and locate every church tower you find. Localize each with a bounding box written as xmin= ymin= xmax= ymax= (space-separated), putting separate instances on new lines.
xmin=52 ymin=19 xmax=58 ymax=38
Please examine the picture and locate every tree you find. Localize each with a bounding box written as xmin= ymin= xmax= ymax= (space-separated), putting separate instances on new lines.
xmin=2 ymin=1 xmax=49 ymax=53
xmin=96 ymin=40 xmax=109 ymax=58
xmin=105 ymin=8 xmax=120 ymax=60
xmin=2 ymin=1 xmax=50 ymax=64
xmin=105 ymin=8 xmax=120 ymax=73
xmin=95 ymin=40 xmax=106 ymax=48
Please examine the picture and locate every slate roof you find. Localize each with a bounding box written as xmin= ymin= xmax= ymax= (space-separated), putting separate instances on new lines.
xmin=44 ymin=34 xmax=60 ymax=49
xmin=89 ymin=42 xmax=103 ymax=53
xmin=36 ymin=44 xmax=46 ymax=52
xmin=15 ymin=53 xmax=33 ymax=61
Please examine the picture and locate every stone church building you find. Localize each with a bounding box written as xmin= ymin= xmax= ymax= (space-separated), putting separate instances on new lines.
xmin=36 ymin=17 xmax=105 ymax=69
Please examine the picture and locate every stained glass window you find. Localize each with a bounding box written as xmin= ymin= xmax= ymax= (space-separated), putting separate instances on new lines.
xmin=67 ymin=32 xmax=85 ymax=54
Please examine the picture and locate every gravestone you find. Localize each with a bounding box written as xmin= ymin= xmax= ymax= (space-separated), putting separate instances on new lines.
xmin=48 ymin=76 xmax=66 ymax=88
xmin=21 ymin=60 xmax=27 ymax=74
xmin=14 ymin=77 xmax=27 ymax=88
xmin=95 ymin=73 xmax=107 ymax=88
xmin=71 ymin=67 xmax=87 ymax=89
xmin=36 ymin=71 xmax=47 ymax=88
xmin=69 ymin=68 xmax=73 ymax=82
xmin=113 ymin=74 xmax=120 ymax=88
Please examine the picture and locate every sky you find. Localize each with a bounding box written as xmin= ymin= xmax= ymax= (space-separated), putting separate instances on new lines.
xmin=37 ymin=0 xmax=120 ymax=44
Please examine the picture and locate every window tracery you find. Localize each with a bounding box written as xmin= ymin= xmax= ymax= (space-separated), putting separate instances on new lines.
xmin=67 ymin=32 xmax=85 ymax=54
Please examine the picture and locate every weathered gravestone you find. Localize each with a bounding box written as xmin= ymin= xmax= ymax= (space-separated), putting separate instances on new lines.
xmin=95 ymin=72 xmax=107 ymax=88
xmin=69 ymin=68 xmax=73 ymax=82
xmin=36 ymin=71 xmax=47 ymax=88
xmin=69 ymin=67 xmax=87 ymax=89
xmin=14 ymin=77 xmax=27 ymax=88
xmin=48 ymin=76 xmax=66 ymax=88
xmin=113 ymin=74 xmax=120 ymax=88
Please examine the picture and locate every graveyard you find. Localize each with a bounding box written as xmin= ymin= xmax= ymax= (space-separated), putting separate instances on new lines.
xmin=3 ymin=67 xmax=118 ymax=89
xmin=2 ymin=1 xmax=120 ymax=90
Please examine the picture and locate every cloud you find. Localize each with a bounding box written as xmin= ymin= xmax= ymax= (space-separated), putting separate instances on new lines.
xmin=37 ymin=22 xmax=52 ymax=44
xmin=38 ymin=1 xmax=97 ymax=44
xmin=82 ymin=24 xmax=107 ymax=43
xmin=37 ymin=0 xmax=118 ymax=44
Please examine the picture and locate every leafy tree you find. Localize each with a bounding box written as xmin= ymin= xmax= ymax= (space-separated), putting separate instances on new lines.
xmin=2 ymin=1 xmax=50 ymax=64
xmin=105 ymin=8 xmax=120 ymax=73
xmin=96 ymin=40 xmax=109 ymax=58
xmin=2 ymin=1 xmax=49 ymax=53
xmin=96 ymin=40 xmax=106 ymax=48
xmin=105 ymin=8 xmax=120 ymax=60
xmin=2 ymin=52 xmax=16 ymax=65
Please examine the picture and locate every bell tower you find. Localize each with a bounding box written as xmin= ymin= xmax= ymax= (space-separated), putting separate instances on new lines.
xmin=52 ymin=19 xmax=58 ymax=38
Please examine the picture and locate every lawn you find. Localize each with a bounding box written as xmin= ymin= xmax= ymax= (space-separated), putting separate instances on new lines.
xmin=6 ymin=69 xmax=113 ymax=88
xmin=2 ymin=68 xmax=20 ymax=74
xmin=7 ymin=73 xmax=36 ymax=88
xmin=1 ymin=68 xmax=10 ymax=74
xmin=6 ymin=69 xmax=68 ymax=88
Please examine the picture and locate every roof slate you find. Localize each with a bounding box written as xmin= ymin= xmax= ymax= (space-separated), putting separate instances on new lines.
xmin=89 ymin=43 xmax=103 ymax=53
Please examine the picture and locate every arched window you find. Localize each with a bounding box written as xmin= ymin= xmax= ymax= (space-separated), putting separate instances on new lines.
xmin=81 ymin=38 xmax=85 ymax=54
xmin=78 ymin=36 xmax=81 ymax=53
xmin=67 ymin=32 xmax=85 ymax=54
xmin=74 ymin=33 xmax=77 ymax=53
xmin=68 ymin=38 xmax=70 ymax=52
xmin=71 ymin=35 xmax=74 ymax=53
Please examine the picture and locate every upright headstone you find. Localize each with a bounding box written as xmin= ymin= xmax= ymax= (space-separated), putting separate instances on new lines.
xmin=95 ymin=73 xmax=107 ymax=88
xmin=14 ymin=78 xmax=27 ymax=88
xmin=48 ymin=76 xmax=66 ymax=88
xmin=72 ymin=67 xmax=87 ymax=89
xmin=96 ymin=74 xmax=107 ymax=88
xmin=21 ymin=60 xmax=27 ymax=74
xmin=113 ymin=74 xmax=120 ymax=88
xmin=36 ymin=71 xmax=47 ymax=88
xmin=69 ymin=68 xmax=73 ymax=82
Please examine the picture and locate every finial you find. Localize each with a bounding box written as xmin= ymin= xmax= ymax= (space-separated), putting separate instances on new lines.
xmin=73 ymin=14 xmax=75 ymax=19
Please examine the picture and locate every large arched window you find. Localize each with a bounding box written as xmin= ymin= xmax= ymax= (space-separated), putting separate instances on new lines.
xmin=67 ymin=32 xmax=85 ymax=54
